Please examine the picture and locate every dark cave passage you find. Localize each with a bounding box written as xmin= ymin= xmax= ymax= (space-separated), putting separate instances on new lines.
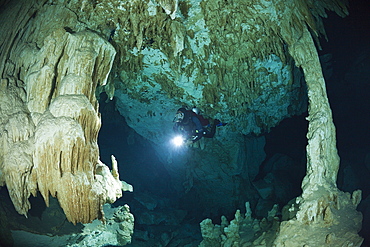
xmin=319 ymin=2 xmax=370 ymax=243
xmin=260 ymin=113 xmax=308 ymax=204
xmin=97 ymin=92 xmax=310 ymax=238
xmin=98 ymin=101 xmax=173 ymax=198
xmin=98 ymin=93 xmax=176 ymax=200
xmin=97 ymin=93 xmax=204 ymax=245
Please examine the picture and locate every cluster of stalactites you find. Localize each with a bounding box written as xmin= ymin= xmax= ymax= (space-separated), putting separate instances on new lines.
xmin=278 ymin=0 xmax=348 ymax=50
xmin=72 ymin=0 xmax=348 ymax=118
xmin=0 ymin=0 xmax=128 ymax=223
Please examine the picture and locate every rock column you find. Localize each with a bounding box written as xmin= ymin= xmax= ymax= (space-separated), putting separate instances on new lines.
xmin=274 ymin=25 xmax=363 ymax=247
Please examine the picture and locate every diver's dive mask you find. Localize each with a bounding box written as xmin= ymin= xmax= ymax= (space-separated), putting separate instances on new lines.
xmin=173 ymin=112 xmax=184 ymax=122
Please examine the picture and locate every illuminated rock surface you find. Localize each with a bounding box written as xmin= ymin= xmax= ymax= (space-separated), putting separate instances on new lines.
xmin=0 ymin=0 xmax=131 ymax=228
xmin=0 ymin=0 xmax=368 ymax=246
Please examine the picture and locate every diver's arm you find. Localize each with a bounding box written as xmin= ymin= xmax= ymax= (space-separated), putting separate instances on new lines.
xmin=173 ymin=122 xmax=180 ymax=133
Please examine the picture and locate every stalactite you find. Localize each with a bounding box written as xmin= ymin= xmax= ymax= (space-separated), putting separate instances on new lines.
xmin=0 ymin=0 xmax=132 ymax=224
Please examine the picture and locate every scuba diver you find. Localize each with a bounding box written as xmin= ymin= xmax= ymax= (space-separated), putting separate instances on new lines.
xmin=172 ymin=107 xmax=227 ymax=146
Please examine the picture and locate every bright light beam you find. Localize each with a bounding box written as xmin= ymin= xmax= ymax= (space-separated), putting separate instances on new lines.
xmin=171 ymin=135 xmax=185 ymax=147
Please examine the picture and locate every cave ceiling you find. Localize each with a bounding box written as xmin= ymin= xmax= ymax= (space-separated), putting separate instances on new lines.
xmin=0 ymin=0 xmax=348 ymax=143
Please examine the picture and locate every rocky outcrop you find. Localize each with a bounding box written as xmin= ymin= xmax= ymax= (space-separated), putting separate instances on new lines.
xmin=199 ymin=202 xmax=280 ymax=247
xmin=10 ymin=203 xmax=134 ymax=247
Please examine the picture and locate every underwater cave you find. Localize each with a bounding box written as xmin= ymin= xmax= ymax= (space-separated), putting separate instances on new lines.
xmin=0 ymin=0 xmax=369 ymax=246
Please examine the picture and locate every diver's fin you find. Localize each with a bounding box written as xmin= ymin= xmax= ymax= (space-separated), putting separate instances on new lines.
xmin=215 ymin=119 xmax=228 ymax=127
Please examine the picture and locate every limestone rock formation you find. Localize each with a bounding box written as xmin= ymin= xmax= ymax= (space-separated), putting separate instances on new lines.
xmin=69 ymin=204 xmax=134 ymax=246
xmin=199 ymin=202 xmax=279 ymax=247
xmin=10 ymin=203 xmax=134 ymax=247
xmin=273 ymin=17 xmax=364 ymax=247
xmin=0 ymin=0 xmax=132 ymax=225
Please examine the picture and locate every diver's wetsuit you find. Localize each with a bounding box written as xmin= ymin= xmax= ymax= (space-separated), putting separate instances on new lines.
xmin=202 ymin=119 xmax=217 ymax=138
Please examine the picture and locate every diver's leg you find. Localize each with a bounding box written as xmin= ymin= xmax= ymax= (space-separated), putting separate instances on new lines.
xmin=203 ymin=119 xmax=218 ymax=138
